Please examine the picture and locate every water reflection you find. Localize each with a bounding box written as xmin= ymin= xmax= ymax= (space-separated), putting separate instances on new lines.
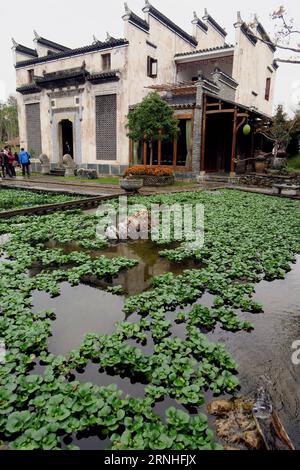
xmin=208 ymin=256 xmax=300 ymax=448
xmin=32 ymin=283 xmax=125 ymax=356
xmin=44 ymin=239 xmax=201 ymax=296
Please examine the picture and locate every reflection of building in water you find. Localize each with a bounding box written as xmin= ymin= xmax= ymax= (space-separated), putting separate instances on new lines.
xmin=14 ymin=3 xmax=277 ymax=177
xmin=106 ymin=240 xmax=198 ymax=296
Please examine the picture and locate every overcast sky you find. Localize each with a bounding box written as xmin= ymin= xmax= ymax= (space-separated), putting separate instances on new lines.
xmin=0 ymin=0 xmax=299 ymax=114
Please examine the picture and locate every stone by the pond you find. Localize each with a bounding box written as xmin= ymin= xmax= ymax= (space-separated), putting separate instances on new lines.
xmin=207 ymin=399 xmax=233 ymax=415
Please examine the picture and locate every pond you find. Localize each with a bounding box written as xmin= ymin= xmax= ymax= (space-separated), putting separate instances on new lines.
xmin=1 ymin=189 xmax=300 ymax=450
xmin=30 ymin=242 xmax=300 ymax=449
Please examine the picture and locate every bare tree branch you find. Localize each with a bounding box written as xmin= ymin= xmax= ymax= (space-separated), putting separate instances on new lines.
xmin=250 ymin=33 xmax=300 ymax=53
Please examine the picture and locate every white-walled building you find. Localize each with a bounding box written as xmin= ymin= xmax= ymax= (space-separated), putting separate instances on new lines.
xmin=13 ymin=2 xmax=277 ymax=177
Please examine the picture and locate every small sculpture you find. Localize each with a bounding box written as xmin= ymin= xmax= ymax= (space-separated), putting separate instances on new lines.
xmin=63 ymin=154 xmax=76 ymax=177
xmin=39 ymin=154 xmax=50 ymax=175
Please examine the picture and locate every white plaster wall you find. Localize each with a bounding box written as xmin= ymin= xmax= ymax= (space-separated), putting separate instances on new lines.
xmin=16 ymin=92 xmax=27 ymax=149
xmin=200 ymin=22 xmax=226 ymax=48
xmin=233 ymin=26 xmax=276 ymax=115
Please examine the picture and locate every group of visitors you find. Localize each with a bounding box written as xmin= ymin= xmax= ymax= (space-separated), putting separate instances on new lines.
xmin=0 ymin=147 xmax=31 ymax=179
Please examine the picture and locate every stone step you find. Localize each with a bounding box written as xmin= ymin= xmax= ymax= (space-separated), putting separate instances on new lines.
xmin=202 ymin=175 xmax=235 ymax=183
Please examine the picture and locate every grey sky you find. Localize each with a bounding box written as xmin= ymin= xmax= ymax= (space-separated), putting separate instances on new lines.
xmin=0 ymin=0 xmax=299 ymax=114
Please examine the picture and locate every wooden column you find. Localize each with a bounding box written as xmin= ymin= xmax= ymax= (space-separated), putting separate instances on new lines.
xmin=143 ymin=136 xmax=147 ymax=166
xmin=158 ymin=130 xmax=162 ymax=166
xmin=230 ymin=107 xmax=238 ymax=176
xmin=200 ymin=97 xmax=207 ymax=174
xmin=173 ymin=138 xmax=177 ymax=166
xmin=129 ymin=139 xmax=133 ymax=165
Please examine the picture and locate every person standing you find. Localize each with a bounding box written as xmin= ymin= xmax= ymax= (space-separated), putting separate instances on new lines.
xmin=0 ymin=151 xmax=6 ymax=179
xmin=3 ymin=147 xmax=12 ymax=177
xmin=19 ymin=148 xmax=31 ymax=177
xmin=7 ymin=148 xmax=16 ymax=177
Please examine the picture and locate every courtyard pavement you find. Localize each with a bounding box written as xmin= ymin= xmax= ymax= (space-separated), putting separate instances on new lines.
xmin=1 ymin=175 xmax=296 ymax=200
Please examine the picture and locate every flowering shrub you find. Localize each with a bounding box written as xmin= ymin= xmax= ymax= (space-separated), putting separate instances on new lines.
xmin=124 ymin=166 xmax=174 ymax=177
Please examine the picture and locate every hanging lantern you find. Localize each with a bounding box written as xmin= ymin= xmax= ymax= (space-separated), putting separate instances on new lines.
xmin=243 ymin=124 xmax=251 ymax=136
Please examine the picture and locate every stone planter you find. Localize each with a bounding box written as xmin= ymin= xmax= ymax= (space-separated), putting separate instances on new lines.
xmin=140 ymin=175 xmax=175 ymax=187
xmin=255 ymin=161 xmax=268 ymax=173
xmin=119 ymin=178 xmax=143 ymax=193
xmin=272 ymin=157 xmax=287 ymax=170
xmin=235 ymin=160 xmax=247 ymax=175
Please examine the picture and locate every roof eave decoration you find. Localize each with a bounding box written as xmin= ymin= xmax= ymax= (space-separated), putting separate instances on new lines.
xmin=192 ymin=12 xmax=208 ymax=33
xmin=128 ymin=11 xmax=149 ymax=33
xmin=142 ymin=2 xmax=197 ymax=47
xmin=36 ymin=37 xmax=71 ymax=52
xmin=13 ymin=41 xmax=38 ymax=58
xmin=240 ymin=23 xmax=257 ymax=46
xmin=256 ymin=20 xmax=276 ymax=53
xmin=202 ymin=9 xmax=227 ymax=37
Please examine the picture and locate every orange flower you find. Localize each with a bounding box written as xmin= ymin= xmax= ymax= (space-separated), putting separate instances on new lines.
xmin=125 ymin=166 xmax=174 ymax=177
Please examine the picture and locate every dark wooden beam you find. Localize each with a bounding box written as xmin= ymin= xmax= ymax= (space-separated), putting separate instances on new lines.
xmin=173 ymin=138 xmax=177 ymax=166
xmin=200 ymin=96 xmax=207 ymax=172
xmin=206 ymin=109 xmax=236 ymax=115
xmin=231 ymin=108 xmax=238 ymax=175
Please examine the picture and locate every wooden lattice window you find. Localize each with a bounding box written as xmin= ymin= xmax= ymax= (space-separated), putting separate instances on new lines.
xmin=25 ymin=103 xmax=42 ymax=156
xmin=95 ymin=94 xmax=117 ymax=161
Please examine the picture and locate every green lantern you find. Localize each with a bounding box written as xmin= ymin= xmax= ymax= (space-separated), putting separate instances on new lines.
xmin=243 ymin=124 xmax=251 ymax=136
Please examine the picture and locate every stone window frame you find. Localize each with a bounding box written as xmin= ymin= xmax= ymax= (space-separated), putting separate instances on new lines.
xmin=102 ymin=53 xmax=111 ymax=72
xmin=147 ymin=56 xmax=158 ymax=78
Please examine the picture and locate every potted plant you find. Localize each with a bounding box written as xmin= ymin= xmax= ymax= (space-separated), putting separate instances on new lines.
xmin=123 ymin=165 xmax=175 ymax=186
xmin=119 ymin=174 xmax=144 ymax=193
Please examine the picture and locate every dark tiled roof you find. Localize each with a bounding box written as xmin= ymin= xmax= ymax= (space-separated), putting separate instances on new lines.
xmin=203 ymin=13 xmax=227 ymax=37
xmin=35 ymin=68 xmax=87 ymax=84
xmin=34 ymin=68 xmax=88 ymax=88
xmin=15 ymin=38 xmax=129 ymax=68
xmin=240 ymin=23 xmax=257 ymax=46
xmin=195 ymin=19 xmax=208 ymax=33
xmin=15 ymin=44 xmax=38 ymax=57
xmin=17 ymin=69 xmax=120 ymax=92
xmin=175 ymin=44 xmax=234 ymax=58
xmin=144 ymin=3 xmax=197 ymax=46
xmin=257 ymin=23 xmax=276 ymax=52
xmin=128 ymin=11 xmax=149 ymax=32
xmin=217 ymin=70 xmax=239 ymax=87
xmin=36 ymin=36 xmax=71 ymax=52
xmin=88 ymin=70 xmax=120 ymax=83
xmin=16 ymin=84 xmax=41 ymax=94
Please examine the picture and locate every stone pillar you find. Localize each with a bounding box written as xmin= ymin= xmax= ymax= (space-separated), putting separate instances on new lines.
xmin=39 ymin=154 xmax=50 ymax=175
xmin=192 ymin=73 xmax=204 ymax=175
xmin=63 ymin=154 xmax=76 ymax=177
